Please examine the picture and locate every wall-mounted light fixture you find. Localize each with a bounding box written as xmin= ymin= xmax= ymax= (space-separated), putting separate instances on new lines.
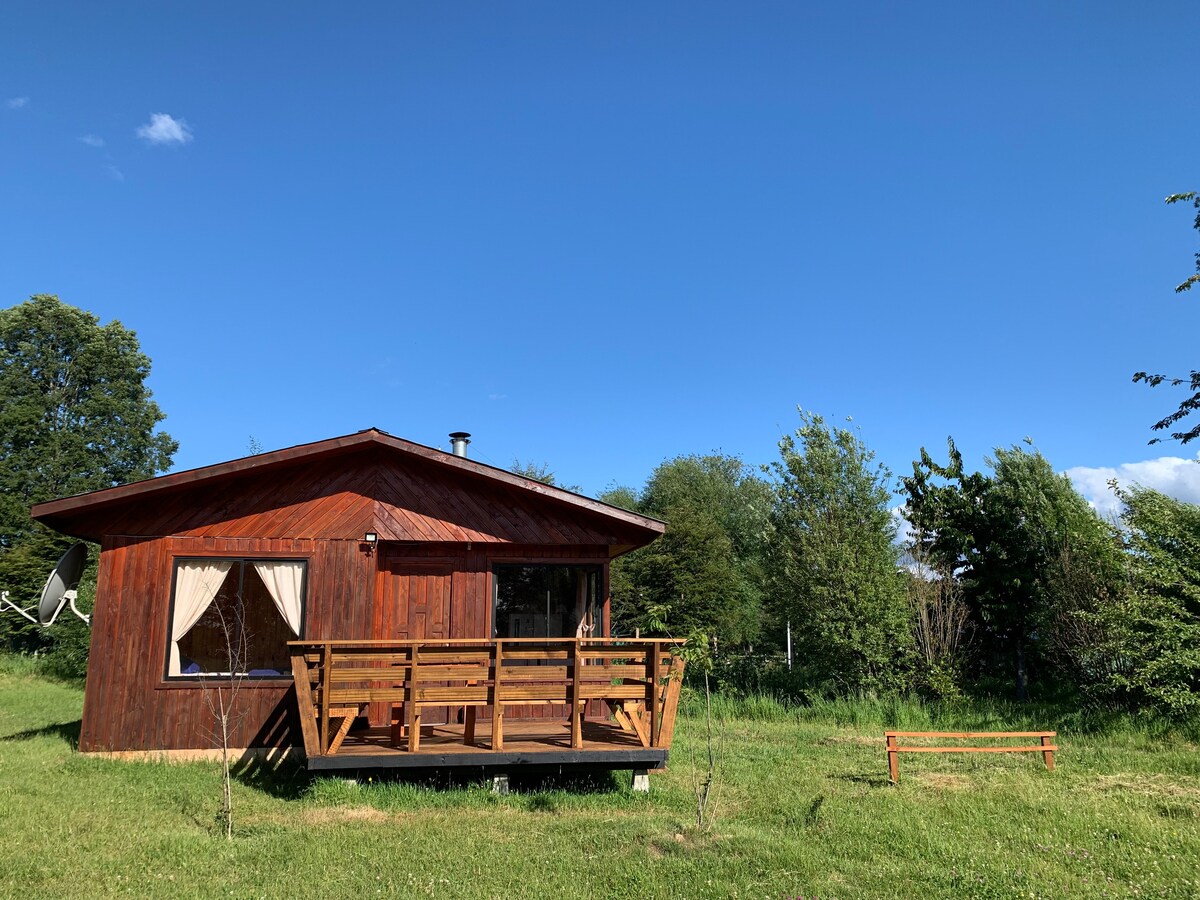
xmin=362 ymin=532 xmax=378 ymax=556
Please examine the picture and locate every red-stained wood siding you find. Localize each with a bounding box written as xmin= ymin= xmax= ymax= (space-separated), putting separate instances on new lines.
xmin=79 ymin=534 xmax=370 ymax=752
xmin=58 ymin=449 xmax=650 ymax=549
xmin=80 ymin=533 xmax=612 ymax=751
xmin=70 ymin=444 xmax=644 ymax=753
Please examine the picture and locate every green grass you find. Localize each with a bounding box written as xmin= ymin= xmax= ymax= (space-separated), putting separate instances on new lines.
xmin=2 ymin=666 xmax=1199 ymax=898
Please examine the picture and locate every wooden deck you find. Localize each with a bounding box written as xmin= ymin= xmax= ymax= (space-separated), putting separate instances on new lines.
xmin=289 ymin=638 xmax=685 ymax=772
xmin=309 ymin=720 xmax=668 ymax=771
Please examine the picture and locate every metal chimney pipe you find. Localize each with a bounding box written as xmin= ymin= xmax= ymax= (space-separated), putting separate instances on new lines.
xmin=449 ymin=432 xmax=471 ymax=458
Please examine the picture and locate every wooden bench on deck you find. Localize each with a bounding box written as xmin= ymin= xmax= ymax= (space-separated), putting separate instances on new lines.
xmin=289 ymin=639 xmax=685 ymax=761
xmin=885 ymin=730 xmax=1058 ymax=784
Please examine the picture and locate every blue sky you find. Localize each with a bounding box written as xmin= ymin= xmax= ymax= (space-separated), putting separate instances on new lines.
xmin=3 ymin=2 xmax=1199 ymax=511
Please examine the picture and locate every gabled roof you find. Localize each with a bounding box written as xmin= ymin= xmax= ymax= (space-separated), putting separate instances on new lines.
xmin=31 ymin=428 xmax=665 ymax=544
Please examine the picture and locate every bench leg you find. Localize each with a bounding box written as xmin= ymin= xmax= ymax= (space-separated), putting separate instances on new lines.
xmin=887 ymin=735 xmax=900 ymax=784
xmin=390 ymin=704 xmax=405 ymax=746
xmin=570 ymin=701 xmax=583 ymax=749
xmin=464 ymin=706 xmax=476 ymax=745
xmin=1041 ymin=734 xmax=1055 ymax=771
xmin=408 ymin=702 xmax=421 ymax=752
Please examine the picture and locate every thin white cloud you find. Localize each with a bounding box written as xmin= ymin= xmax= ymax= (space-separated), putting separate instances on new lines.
xmin=891 ymin=505 xmax=914 ymax=545
xmin=79 ymin=134 xmax=105 ymax=148
xmin=136 ymin=113 xmax=193 ymax=145
xmin=1066 ymin=454 xmax=1200 ymax=521
xmin=5 ymin=96 xmax=29 ymax=109
xmin=488 ymin=393 xmax=508 ymax=401
xmin=105 ymin=164 xmax=125 ymax=182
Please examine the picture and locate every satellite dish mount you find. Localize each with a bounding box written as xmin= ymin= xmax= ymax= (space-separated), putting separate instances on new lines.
xmin=0 ymin=543 xmax=91 ymax=627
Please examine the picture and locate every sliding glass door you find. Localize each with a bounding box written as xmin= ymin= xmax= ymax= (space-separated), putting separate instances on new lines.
xmin=492 ymin=565 xmax=601 ymax=639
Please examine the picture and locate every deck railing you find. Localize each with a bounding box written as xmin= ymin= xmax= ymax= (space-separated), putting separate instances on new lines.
xmin=287 ymin=638 xmax=685 ymax=760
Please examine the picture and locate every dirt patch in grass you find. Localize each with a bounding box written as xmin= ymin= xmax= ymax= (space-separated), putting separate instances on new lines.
xmin=911 ymin=773 xmax=971 ymax=791
xmin=647 ymin=827 xmax=719 ymax=858
xmin=1093 ymin=774 xmax=1200 ymax=802
xmin=295 ymin=806 xmax=396 ymax=826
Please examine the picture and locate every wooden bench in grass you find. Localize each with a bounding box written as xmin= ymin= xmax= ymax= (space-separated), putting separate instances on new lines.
xmin=885 ymin=731 xmax=1057 ymax=784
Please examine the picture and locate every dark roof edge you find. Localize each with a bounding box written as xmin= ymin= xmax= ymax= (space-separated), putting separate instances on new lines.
xmin=30 ymin=428 xmax=667 ymax=535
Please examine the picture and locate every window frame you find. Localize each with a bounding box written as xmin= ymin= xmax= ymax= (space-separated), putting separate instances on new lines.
xmin=161 ymin=555 xmax=309 ymax=684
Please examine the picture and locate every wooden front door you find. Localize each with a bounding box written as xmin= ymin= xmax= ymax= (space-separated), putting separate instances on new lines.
xmin=378 ymin=560 xmax=453 ymax=725
xmin=383 ymin=562 xmax=452 ymax=642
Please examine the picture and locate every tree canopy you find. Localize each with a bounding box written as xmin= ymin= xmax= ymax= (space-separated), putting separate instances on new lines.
xmin=1095 ymin=486 xmax=1200 ymax=716
xmin=509 ymin=459 xmax=580 ymax=493
xmin=0 ymin=294 xmax=177 ymax=652
xmin=767 ymin=411 xmax=912 ymax=694
xmin=902 ymin=440 xmax=1119 ymax=699
xmin=605 ymin=454 xmax=770 ymax=644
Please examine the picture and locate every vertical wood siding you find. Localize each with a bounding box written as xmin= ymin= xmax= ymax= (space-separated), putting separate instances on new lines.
xmin=72 ymin=446 xmax=644 ymax=753
xmin=81 ymin=535 xmax=612 ymax=751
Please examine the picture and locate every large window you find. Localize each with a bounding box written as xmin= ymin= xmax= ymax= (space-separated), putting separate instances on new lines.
xmin=493 ymin=565 xmax=601 ymax=639
xmin=166 ymin=558 xmax=306 ymax=679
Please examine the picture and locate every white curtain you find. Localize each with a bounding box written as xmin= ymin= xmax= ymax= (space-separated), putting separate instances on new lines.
xmin=169 ymin=561 xmax=233 ymax=675
xmin=253 ymin=561 xmax=304 ymax=636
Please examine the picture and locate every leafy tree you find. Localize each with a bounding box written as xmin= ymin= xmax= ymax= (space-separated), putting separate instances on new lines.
xmin=1132 ymin=191 xmax=1200 ymax=444
xmin=597 ymin=484 xmax=639 ymax=513
xmin=599 ymin=485 xmax=645 ymax=631
xmin=509 ymin=459 xmax=580 ymax=493
xmin=903 ymin=546 xmax=971 ymax=700
xmin=768 ymin=411 xmax=913 ymax=695
xmin=510 ymin=459 xmax=556 ymax=485
xmin=902 ymin=440 xmax=1120 ymax=699
xmin=622 ymin=504 xmax=760 ymax=642
xmin=1094 ymin=486 xmax=1200 ymax=716
xmin=640 ymin=454 xmax=772 ymax=566
xmin=606 ymin=455 xmax=771 ymax=645
xmin=0 ymin=294 xmax=177 ymax=653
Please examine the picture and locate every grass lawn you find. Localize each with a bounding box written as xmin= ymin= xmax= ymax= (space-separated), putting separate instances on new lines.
xmin=1 ymin=664 xmax=1198 ymax=899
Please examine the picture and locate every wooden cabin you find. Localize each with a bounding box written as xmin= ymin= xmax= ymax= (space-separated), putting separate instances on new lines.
xmin=31 ymin=429 xmax=684 ymax=774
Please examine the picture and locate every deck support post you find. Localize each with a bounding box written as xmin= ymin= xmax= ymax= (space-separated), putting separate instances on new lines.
xmin=407 ymin=645 xmax=421 ymax=752
xmin=320 ymin=642 xmax=333 ymax=755
xmin=631 ymin=769 xmax=650 ymax=793
xmin=492 ymin=640 xmax=505 ymax=751
xmin=291 ymin=649 xmax=320 ymax=760
xmin=570 ymin=639 xmax=583 ymax=749
xmin=492 ymin=774 xmax=509 ymax=795
xmin=647 ymin=642 xmax=661 ymax=747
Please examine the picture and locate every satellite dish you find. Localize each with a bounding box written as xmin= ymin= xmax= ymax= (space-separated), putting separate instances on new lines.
xmin=0 ymin=542 xmax=91 ymax=627
xmin=38 ymin=543 xmax=89 ymax=625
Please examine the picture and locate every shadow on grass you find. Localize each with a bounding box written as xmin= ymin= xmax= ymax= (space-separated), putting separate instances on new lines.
xmin=232 ymin=754 xmax=312 ymax=800
xmin=1 ymin=718 xmax=81 ymax=748
xmin=310 ymin=765 xmax=624 ymax=796
xmin=229 ymin=757 xmax=624 ymax=801
xmin=508 ymin=767 xmax=623 ymax=796
xmin=831 ymin=772 xmax=891 ymax=788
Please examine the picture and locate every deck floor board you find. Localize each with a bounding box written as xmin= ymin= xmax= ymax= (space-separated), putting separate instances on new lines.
xmin=334 ymin=719 xmax=640 ymax=754
xmin=308 ymin=719 xmax=667 ymax=771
